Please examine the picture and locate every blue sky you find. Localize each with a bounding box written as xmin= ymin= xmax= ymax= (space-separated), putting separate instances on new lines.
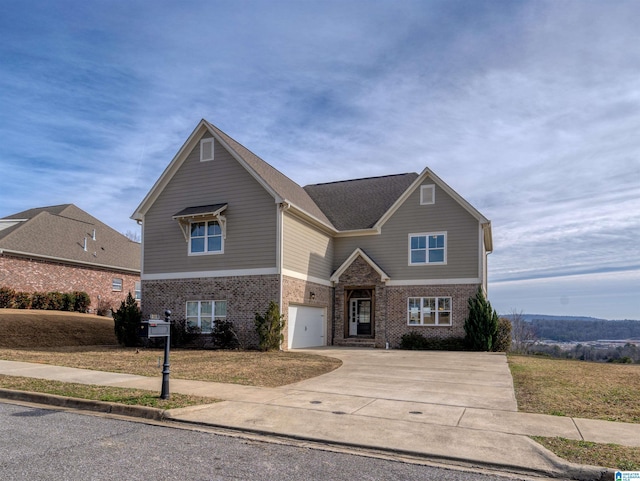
xmin=1 ymin=1 xmax=638 ymax=320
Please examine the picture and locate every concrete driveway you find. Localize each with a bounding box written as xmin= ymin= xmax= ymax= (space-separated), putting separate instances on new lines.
xmin=289 ymin=348 xmax=518 ymax=412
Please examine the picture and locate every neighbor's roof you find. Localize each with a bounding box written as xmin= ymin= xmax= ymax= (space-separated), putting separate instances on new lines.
xmin=0 ymin=204 xmax=140 ymax=272
xmin=304 ymin=173 xmax=419 ymax=231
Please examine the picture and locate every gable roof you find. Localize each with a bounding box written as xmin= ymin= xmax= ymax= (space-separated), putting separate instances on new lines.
xmin=330 ymin=248 xmax=390 ymax=283
xmin=304 ymin=173 xmax=418 ymax=230
xmin=0 ymin=204 xmax=140 ymax=272
xmin=132 ymin=119 xmax=333 ymax=229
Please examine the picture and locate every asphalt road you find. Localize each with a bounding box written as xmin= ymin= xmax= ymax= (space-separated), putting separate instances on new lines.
xmin=0 ymin=401 xmax=528 ymax=481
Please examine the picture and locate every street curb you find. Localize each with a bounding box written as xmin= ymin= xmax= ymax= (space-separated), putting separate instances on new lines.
xmin=0 ymin=388 xmax=165 ymax=421
xmin=0 ymin=389 xmax=616 ymax=481
xmin=162 ymin=413 xmax=615 ymax=481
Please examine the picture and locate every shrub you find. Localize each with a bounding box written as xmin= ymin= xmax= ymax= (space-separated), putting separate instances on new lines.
xmin=96 ymin=298 xmax=112 ymax=317
xmin=31 ymin=292 xmax=50 ymax=310
xmin=13 ymin=292 xmax=31 ymax=309
xmin=464 ymin=287 xmax=499 ymax=351
xmin=400 ymin=331 xmax=430 ymax=350
xmin=113 ymin=292 xmax=142 ymax=347
xmin=399 ymin=332 xmax=467 ymax=351
xmin=254 ymin=301 xmax=285 ymax=351
xmin=493 ymin=317 xmax=512 ymax=352
xmin=73 ymin=291 xmax=91 ymax=313
xmin=211 ymin=319 xmax=240 ymax=350
xmin=0 ymin=287 xmax=15 ymax=308
xmin=61 ymin=292 xmax=76 ymax=311
xmin=169 ymin=317 xmax=202 ymax=348
xmin=47 ymin=291 xmax=64 ymax=311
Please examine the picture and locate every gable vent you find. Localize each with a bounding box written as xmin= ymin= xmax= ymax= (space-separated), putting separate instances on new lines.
xmin=200 ymin=138 xmax=214 ymax=162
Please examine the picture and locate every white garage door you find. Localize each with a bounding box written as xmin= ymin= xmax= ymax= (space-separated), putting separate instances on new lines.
xmin=288 ymin=305 xmax=325 ymax=349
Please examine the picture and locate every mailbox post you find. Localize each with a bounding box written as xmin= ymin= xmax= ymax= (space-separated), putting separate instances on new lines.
xmin=139 ymin=310 xmax=172 ymax=400
xmin=160 ymin=310 xmax=171 ymax=400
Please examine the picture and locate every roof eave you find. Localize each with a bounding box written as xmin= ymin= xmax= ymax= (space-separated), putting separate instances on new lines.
xmin=0 ymin=248 xmax=140 ymax=274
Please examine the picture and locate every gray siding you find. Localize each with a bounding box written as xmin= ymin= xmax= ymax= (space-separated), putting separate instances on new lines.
xmin=283 ymin=213 xmax=333 ymax=280
xmin=334 ymin=181 xmax=480 ymax=280
xmin=143 ymin=133 xmax=278 ymax=274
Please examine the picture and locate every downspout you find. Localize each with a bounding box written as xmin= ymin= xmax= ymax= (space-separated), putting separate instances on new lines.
xmin=277 ymin=202 xmax=291 ymax=350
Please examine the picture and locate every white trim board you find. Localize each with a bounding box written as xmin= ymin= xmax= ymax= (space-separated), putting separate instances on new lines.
xmin=142 ymin=267 xmax=278 ymax=281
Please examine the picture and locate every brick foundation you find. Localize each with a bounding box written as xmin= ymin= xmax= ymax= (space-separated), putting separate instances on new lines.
xmin=142 ymin=275 xmax=280 ymax=348
xmin=0 ymin=254 xmax=139 ymax=313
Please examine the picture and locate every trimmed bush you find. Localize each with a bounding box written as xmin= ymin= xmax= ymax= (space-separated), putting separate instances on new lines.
xmin=13 ymin=292 xmax=31 ymax=309
xmin=61 ymin=292 xmax=76 ymax=311
xmin=47 ymin=291 xmax=64 ymax=311
xmin=31 ymin=292 xmax=50 ymax=310
xmin=170 ymin=317 xmax=202 ymax=348
xmin=0 ymin=287 xmax=15 ymax=308
xmin=73 ymin=291 xmax=91 ymax=313
xmin=400 ymin=331 xmax=430 ymax=350
xmin=400 ymin=332 xmax=467 ymax=351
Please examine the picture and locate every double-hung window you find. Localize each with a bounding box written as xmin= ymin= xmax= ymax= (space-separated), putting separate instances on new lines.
xmin=408 ymin=297 xmax=452 ymax=326
xmin=186 ymin=300 xmax=227 ymax=334
xmin=190 ymin=220 xmax=223 ymax=255
xmin=409 ymin=232 xmax=446 ymax=265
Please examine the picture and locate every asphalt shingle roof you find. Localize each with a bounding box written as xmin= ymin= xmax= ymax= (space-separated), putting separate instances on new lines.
xmin=0 ymin=204 xmax=140 ymax=272
xmin=303 ymin=173 xmax=419 ymax=230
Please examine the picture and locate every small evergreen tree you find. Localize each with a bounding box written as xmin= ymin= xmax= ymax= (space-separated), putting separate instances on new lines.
xmin=464 ymin=287 xmax=499 ymax=351
xmin=254 ymin=301 xmax=285 ymax=351
xmin=113 ymin=292 xmax=142 ymax=347
xmin=493 ymin=317 xmax=512 ymax=352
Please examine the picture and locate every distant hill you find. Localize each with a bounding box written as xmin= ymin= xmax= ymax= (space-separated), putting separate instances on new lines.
xmin=503 ymin=313 xmax=640 ymax=342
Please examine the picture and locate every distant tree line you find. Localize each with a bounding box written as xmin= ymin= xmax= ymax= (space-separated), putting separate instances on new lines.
xmin=530 ymin=318 xmax=640 ymax=342
xmin=530 ymin=342 xmax=640 ymax=364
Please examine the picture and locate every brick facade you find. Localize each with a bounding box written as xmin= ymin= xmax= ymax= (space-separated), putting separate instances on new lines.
xmin=281 ymin=275 xmax=332 ymax=348
xmin=332 ymin=254 xmax=477 ymax=348
xmin=142 ymin=275 xmax=280 ymax=348
xmin=0 ymin=254 xmax=139 ymax=313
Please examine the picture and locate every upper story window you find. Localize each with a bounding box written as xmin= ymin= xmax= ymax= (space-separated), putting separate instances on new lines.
xmin=200 ymin=138 xmax=214 ymax=162
xmin=409 ymin=232 xmax=446 ymax=265
xmin=420 ymin=185 xmax=435 ymax=205
xmin=134 ymin=281 xmax=141 ymax=300
xmin=112 ymin=278 xmax=123 ymax=291
xmin=190 ymin=220 xmax=223 ymax=255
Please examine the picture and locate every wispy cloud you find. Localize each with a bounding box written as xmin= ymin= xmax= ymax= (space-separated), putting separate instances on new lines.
xmin=1 ymin=0 xmax=638 ymax=318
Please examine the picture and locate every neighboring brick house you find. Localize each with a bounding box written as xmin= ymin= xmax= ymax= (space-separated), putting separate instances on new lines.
xmin=132 ymin=119 xmax=493 ymax=349
xmin=0 ymin=204 xmax=140 ymax=312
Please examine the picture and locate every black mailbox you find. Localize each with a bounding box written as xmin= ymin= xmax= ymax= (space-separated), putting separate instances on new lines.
xmin=139 ymin=320 xmax=171 ymax=338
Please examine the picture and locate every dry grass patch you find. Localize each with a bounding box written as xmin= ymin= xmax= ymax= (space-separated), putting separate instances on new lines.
xmin=0 ymin=374 xmax=216 ymax=410
xmin=0 ymin=347 xmax=342 ymax=387
xmin=508 ymin=355 xmax=640 ymax=423
xmin=0 ymin=309 xmax=117 ymax=347
xmin=533 ymin=437 xmax=640 ymax=471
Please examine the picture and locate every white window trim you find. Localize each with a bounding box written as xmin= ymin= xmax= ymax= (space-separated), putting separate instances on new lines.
xmin=112 ymin=278 xmax=123 ymax=291
xmin=407 ymin=296 xmax=452 ymax=326
xmin=420 ymin=184 xmax=435 ymax=205
xmin=200 ymin=138 xmax=214 ymax=162
xmin=185 ymin=300 xmax=227 ymax=334
xmin=408 ymin=232 xmax=447 ymax=265
xmin=134 ymin=281 xmax=141 ymax=300
xmin=188 ymin=220 xmax=224 ymax=256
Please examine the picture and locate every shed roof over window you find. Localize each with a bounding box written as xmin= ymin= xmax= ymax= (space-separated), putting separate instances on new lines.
xmin=172 ymin=203 xmax=227 ymax=220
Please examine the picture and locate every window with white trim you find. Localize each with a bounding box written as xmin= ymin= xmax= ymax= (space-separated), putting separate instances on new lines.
xmin=186 ymin=300 xmax=227 ymax=334
xmin=409 ymin=232 xmax=446 ymax=264
xmin=408 ymin=297 xmax=451 ymax=326
xmin=112 ymin=278 xmax=123 ymax=291
xmin=200 ymin=138 xmax=214 ymax=161
xmin=189 ymin=220 xmax=223 ymax=255
xmin=420 ymin=185 xmax=435 ymax=205
xmin=134 ymin=281 xmax=141 ymax=300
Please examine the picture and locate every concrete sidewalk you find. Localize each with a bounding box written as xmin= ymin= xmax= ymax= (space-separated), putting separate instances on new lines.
xmin=0 ymin=349 xmax=636 ymax=480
